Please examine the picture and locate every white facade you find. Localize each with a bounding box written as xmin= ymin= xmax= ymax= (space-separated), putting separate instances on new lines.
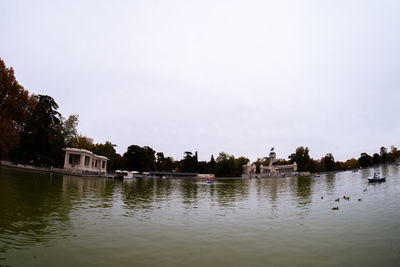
xmin=242 ymin=149 xmax=299 ymax=178
xmin=63 ymin=148 xmax=108 ymax=175
xmin=242 ymin=164 xmax=257 ymax=177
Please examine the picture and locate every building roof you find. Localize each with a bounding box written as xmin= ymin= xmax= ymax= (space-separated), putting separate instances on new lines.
xmin=63 ymin=147 xmax=108 ymax=160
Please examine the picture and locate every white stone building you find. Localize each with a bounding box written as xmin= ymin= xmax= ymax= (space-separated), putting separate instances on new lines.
xmin=242 ymin=163 xmax=257 ymax=178
xmin=242 ymin=148 xmax=299 ymax=178
xmin=63 ymin=148 xmax=108 ymax=175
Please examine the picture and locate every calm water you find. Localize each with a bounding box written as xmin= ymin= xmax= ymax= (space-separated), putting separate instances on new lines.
xmin=1 ymin=166 xmax=400 ymax=267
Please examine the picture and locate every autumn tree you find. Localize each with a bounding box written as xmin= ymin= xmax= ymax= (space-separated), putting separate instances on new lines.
xmin=345 ymin=158 xmax=359 ymax=170
xmin=0 ymin=58 xmax=35 ymax=156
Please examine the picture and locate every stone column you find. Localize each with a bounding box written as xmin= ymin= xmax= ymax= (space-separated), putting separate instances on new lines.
xmin=80 ymin=153 xmax=85 ymax=168
xmin=63 ymin=152 xmax=69 ymax=169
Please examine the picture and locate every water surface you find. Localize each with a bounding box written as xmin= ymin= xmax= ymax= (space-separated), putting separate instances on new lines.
xmin=1 ymin=166 xmax=400 ymax=266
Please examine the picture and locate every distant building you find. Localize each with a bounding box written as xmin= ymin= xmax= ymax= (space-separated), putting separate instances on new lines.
xmin=242 ymin=163 xmax=256 ymax=176
xmin=63 ymin=148 xmax=108 ymax=175
xmin=242 ymin=148 xmax=303 ymax=178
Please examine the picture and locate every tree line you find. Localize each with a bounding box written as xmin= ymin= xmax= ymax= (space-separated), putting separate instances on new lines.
xmin=1 ymin=58 xmax=400 ymax=176
xmin=285 ymin=146 xmax=400 ymax=173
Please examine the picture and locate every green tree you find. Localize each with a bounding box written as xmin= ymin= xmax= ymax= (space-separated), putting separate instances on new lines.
xmin=309 ymin=159 xmax=323 ymax=173
xmin=181 ymin=151 xmax=197 ymax=172
xmin=73 ymin=135 xmax=95 ymax=151
xmin=94 ymin=141 xmax=118 ymax=171
xmin=236 ymin=156 xmax=250 ymax=175
xmin=253 ymin=157 xmax=269 ymax=174
xmin=61 ymin=114 xmax=79 ymax=147
xmin=372 ymin=153 xmax=381 ymax=165
xmin=214 ymin=152 xmax=246 ymax=177
xmin=155 ymin=152 xmax=174 ymax=171
xmin=123 ymin=145 xmax=155 ymax=172
xmin=387 ymin=146 xmax=400 ymax=163
xmin=289 ymin=146 xmax=312 ymax=172
xmin=344 ymin=158 xmax=359 ymax=170
xmin=358 ymin=153 xmax=372 ymax=168
xmin=215 ymin=152 xmax=236 ymax=177
xmin=208 ymin=154 xmax=216 ymax=173
xmin=380 ymin=146 xmax=388 ymax=163
xmin=322 ymin=153 xmax=335 ymax=172
xmin=22 ymin=95 xmax=64 ymax=166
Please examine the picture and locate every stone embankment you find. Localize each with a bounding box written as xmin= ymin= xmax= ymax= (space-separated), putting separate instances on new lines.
xmin=0 ymin=160 xmax=109 ymax=177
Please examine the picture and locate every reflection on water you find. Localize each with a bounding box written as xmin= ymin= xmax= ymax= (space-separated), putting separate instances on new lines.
xmin=1 ymin=166 xmax=400 ymax=266
xmin=294 ymin=176 xmax=312 ymax=207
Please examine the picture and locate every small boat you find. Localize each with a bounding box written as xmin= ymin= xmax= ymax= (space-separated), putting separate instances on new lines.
xmin=205 ymin=176 xmax=214 ymax=184
xmin=368 ymin=177 xmax=386 ymax=183
xmin=114 ymin=170 xmax=136 ymax=179
xmin=368 ymin=172 xmax=386 ymax=183
xmin=314 ymin=175 xmax=320 ymax=178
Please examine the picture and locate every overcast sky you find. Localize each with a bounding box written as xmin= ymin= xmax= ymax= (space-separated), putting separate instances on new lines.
xmin=1 ymin=0 xmax=399 ymax=162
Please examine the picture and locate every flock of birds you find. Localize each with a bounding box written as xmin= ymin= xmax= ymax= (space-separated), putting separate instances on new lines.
xmin=320 ymin=189 xmax=367 ymax=211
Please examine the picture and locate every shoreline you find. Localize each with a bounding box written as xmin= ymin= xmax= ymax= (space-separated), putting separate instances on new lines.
xmin=0 ymin=160 xmax=109 ymax=178
xmin=2 ymin=160 xmax=384 ymax=180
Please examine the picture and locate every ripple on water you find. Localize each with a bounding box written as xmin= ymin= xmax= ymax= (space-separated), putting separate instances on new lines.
xmin=1 ymin=166 xmax=400 ymax=266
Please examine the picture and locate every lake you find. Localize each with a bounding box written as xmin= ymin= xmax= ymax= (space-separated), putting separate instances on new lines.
xmin=1 ymin=165 xmax=399 ymax=266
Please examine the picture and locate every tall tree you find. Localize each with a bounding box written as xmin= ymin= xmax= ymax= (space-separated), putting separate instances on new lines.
xmin=322 ymin=153 xmax=335 ymax=172
xmin=215 ymin=152 xmax=236 ymax=177
xmin=387 ymin=146 xmax=400 ymax=163
xmin=94 ymin=141 xmax=118 ymax=171
xmin=358 ymin=153 xmax=372 ymax=167
xmin=214 ymin=152 xmax=246 ymax=177
xmin=22 ymin=95 xmax=64 ymax=166
xmin=380 ymin=146 xmax=388 ymax=163
xmin=156 ymin=152 xmax=173 ymax=171
xmin=0 ymin=58 xmax=35 ymax=156
xmin=236 ymin=156 xmax=250 ymax=175
xmin=61 ymin=114 xmax=79 ymax=147
xmin=290 ymin=146 xmax=312 ymax=172
xmin=181 ymin=151 xmax=196 ymax=172
xmin=208 ymin=154 xmax=216 ymax=173
xmin=372 ymin=153 xmax=381 ymax=165
xmin=253 ymin=157 xmax=269 ymax=174
xmin=123 ymin=145 xmax=155 ymax=172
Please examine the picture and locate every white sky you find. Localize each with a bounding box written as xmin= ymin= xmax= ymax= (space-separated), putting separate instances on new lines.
xmin=1 ymin=0 xmax=399 ymax=162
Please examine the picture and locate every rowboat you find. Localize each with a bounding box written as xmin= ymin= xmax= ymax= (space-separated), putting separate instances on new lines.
xmin=368 ymin=177 xmax=386 ymax=183
xmin=368 ymin=172 xmax=386 ymax=183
